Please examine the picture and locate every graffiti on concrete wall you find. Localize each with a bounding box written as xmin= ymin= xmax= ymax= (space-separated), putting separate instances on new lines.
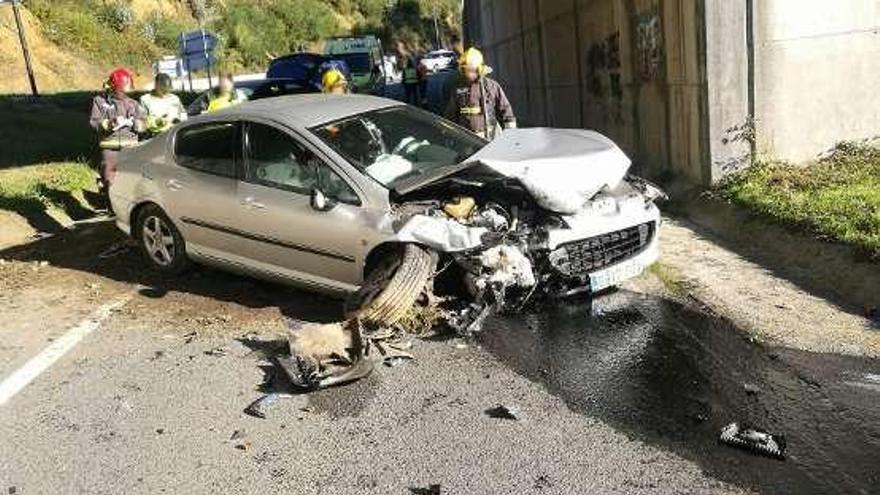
xmin=635 ymin=9 xmax=664 ymax=81
xmin=586 ymin=32 xmax=623 ymax=124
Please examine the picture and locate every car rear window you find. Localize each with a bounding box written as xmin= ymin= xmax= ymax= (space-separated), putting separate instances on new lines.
xmin=174 ymin=122 xmax=238 ymax=178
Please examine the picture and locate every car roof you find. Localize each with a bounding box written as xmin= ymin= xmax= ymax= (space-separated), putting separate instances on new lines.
xmin=219 ymin=93 xmax=404 ymax=128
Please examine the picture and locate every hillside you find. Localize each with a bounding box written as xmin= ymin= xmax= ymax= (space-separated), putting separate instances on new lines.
xmin=1 ymin=0 xmax=462 ymax=94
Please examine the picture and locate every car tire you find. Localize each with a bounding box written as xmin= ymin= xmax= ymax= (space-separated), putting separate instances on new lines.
xmin=346 ymin=244 xmax=435 ymax=326
xmin=135 ymin=204 xmax=189 ymax=275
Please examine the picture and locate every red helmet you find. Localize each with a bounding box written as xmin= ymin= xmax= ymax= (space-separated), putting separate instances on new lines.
xmin=109 ymin=68 xmax=134 ymax=91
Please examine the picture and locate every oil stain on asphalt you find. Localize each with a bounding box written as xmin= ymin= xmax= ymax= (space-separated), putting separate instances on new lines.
xmin=480 ymin=290 xmax=880 ymax=495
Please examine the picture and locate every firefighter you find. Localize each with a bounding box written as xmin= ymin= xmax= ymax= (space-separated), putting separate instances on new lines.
xmin=140 ymin=73 xmax=187 ymax=135
xmin=89 ymin=67 xmax=146 ymax=209
xmin=402 ymin=57 xmax=420 ymax=105
xmin=322 ymin=68 xmax=349 ymax=95
xmin=205 ymin=73 xmax=244 ymax=113
xmin=445 ymin=47 xmax=516 ymax=140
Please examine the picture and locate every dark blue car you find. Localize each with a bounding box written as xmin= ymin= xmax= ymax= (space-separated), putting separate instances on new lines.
xmin=267 ymin=53 xmax=352 ymax=92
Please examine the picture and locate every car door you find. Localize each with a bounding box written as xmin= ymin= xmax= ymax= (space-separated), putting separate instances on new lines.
xmin=163 ymin=120 xmax=246 ymax=259
xmin=236 ymin=121 xmax=365 ymax=291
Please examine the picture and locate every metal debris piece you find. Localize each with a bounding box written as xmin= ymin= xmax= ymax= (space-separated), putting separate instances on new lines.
xmin=244 ymin=393 xmax=294 ymax=419
xmin=485 ymin=404 xmax=521 ymax=420
xmin=98 ymin=242 xmax=130 ymax=259
xmin=743 ymin=383 xmax=760 ymax=395
xmin=409 ymin=484 xmax=442 ymax=495
xmin=719 ymin=423 xmax=786 ymax=460
xmin=204 ymin=347 xmax=227 ymax=357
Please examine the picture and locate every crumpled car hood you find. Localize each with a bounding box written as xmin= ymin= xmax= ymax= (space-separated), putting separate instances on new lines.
xmin=463 ymin=128 xmax=631 ymax=214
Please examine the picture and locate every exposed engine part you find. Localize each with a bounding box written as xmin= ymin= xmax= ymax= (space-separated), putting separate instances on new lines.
xmin=470 ymin=204 xmax=510 ymax=231
xmin=476 ymin=245 xmax=536 ymax=289
xmin=443 ymin=196 xmax=476 ymax=220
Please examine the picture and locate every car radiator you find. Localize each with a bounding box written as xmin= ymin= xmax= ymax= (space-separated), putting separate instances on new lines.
xmin=548 ymin=222 xmax=655 ymax=277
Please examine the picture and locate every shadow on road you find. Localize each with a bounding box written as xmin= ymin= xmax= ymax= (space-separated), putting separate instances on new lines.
xmin=0 ymin=220 xmax=344 ymax=323
xmin=482 ymin=290 xmax=880 ymax=495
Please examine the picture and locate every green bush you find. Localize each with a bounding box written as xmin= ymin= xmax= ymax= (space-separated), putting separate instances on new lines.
xmin=214 ymin=0 xmax=340 ymax=69
xmin=718 ymin=142 xmax=880 ymax=260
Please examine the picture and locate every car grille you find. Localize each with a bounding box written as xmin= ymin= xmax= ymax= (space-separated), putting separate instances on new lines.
xmin=548 ymin=222 xmax=655 ymax=277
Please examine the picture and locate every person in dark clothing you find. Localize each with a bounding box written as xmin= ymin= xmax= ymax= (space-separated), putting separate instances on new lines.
xmin=444 ymin=47 xmax=516 ymax=140
xmin=402 ymin=57 xmax=420 ymax=106
xmin=89 ymin=67 xmax=146 ymax=209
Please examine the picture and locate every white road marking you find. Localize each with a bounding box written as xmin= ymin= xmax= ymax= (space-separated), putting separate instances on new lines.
xmin=0 ymin=295 xmax=131 ymax=406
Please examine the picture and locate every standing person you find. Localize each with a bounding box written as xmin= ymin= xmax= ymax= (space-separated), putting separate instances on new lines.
xmin=402 ymin=57 xmax=420 ymax=106
xmin=89 ymin=67 xmax=146 ymax=209
xmin=416 ymin=57 xmax=429 ymax=108
xmin=204 ymin=73 xmax=244 ymax=113
xmin=322 ymin=68 xmax=349 ymax=95
xmin=445 ymin=48 xmax=516 ymax=140
xmin=140 ymin=73 xmax=187 ymax=135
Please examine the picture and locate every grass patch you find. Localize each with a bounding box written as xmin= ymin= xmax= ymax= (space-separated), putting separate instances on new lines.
xmin=0 ymin=162 xmax=96 ymax=214
xmin=716 ymin=142 xmax=880 ymax=260
xmin=647 ymin=263 xmax=689 ymax=297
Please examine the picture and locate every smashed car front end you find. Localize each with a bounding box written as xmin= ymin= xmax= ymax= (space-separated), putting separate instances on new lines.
xmin=542 ymin=179 xmax=661 ymax=295
xmin=388 ymin=128 xmax=665 ymax=332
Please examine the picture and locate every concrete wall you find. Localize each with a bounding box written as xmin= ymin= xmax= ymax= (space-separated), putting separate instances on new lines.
xmin=754 ymin=0 xmax=880 ymax=162
xmin=465 ymin=0 xmax=707 ymax=183
xmin=464 ymin=0 xmax=880 ymax=184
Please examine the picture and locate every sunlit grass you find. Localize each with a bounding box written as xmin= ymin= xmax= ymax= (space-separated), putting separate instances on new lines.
xmin=717 ymin=142 xmax=880 ymax=260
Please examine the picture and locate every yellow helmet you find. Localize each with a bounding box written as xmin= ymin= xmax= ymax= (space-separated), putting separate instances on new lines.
xmin=460 ymin=47 xmax=485 ymax=72
xmin=322 ymin=68 xmax=347 ymax=93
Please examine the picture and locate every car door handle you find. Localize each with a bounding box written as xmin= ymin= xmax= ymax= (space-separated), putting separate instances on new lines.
xmin=241 ymin=196 xmax=266 ymax=209
xmin=166 ymin=179 xmax=184 ymax=191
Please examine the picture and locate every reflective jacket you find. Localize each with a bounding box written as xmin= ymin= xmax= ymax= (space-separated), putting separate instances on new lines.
xmin=403 ymin=66 xmax=419 ymax=85
xmin=207 ymin=91 xmax=243 ymax=112
xmin=89 ymin=92 xmax=146 ymax=149
xmin=140 ymin=93 xmax=187 ymax=134
xmin=444 ymin=75 xmax=516 ymax=140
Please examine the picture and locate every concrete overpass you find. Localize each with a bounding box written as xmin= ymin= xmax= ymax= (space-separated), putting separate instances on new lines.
xmin=463 ymin=0 xmax=880 ymax=184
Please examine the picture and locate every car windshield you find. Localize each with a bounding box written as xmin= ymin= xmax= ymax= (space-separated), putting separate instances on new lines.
xmin=310 ymin=106 xmax=487 ymax=188
xmin=334 ymin=53 xmax=371 ymax=74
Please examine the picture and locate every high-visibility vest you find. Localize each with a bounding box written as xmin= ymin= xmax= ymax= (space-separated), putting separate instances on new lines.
xmin=207 ymin=92 xmax=239 ymax=113
xmin=403 ymin=67 xmax=418 ymax=84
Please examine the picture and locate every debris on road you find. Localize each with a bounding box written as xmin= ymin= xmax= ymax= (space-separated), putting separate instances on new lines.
xmin=229 ymin=429 xmax=247 ymax=441
xmin=97 ymin=241 xmax=130 ymax=259
xmin=743 ymin=383 xmax=761 ymax=395
xmin=409 ymin=484 xmax=442 ymax=495
xmin=719 ymin=423 xmax=786 ymax=460
xmin=244 ymin=393 xmax=294 ymax=419
xmin=204 ymin=347 xmax=228 ymax=357
xmin=485 ymin=404 xmax=521 ymax=420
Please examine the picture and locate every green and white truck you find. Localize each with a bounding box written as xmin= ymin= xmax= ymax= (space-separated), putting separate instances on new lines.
xmin=323 ymin=35 xmax=385 ymax=94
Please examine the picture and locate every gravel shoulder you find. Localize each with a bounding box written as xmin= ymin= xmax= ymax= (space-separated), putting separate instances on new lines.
xmin=657 ymin=217 xmax=880 ymax=357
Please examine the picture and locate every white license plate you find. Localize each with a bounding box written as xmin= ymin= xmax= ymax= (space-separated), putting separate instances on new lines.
xmin=589 ymin=261 xmax=646 ymax=292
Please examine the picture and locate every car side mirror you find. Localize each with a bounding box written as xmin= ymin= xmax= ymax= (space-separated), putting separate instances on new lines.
xmin=311 ymin=188 xmax=336 ymax=212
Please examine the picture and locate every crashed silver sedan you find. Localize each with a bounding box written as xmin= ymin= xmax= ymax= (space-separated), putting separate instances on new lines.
xmin=110 ymin=94 xmax=663 ymax=331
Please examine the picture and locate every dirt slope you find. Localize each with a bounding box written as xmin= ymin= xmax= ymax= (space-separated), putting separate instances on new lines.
xmin=0 ymin=6 xmax=105 ymax=94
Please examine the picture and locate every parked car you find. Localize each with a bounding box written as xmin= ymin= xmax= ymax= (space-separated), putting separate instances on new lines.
xmin=186 ymin=78 xmax=316 ymax=116
xmin=110 ymin=95 xmax=663 ymax=329
xmin=420 ymin=49 xmax=457 ymax=73
xmin=266 ymin=53 xmax=352 ymax=92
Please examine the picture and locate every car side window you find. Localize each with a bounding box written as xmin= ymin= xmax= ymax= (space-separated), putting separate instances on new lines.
xmin=245 ymin=123 xmax=360 ymax=205
xmin=174 ymin=122 xmax=238 ymax=177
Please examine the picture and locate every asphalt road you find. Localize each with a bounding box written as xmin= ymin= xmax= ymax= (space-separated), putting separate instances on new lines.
xmin=1 ymin=222 xmax=878 ymax=494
